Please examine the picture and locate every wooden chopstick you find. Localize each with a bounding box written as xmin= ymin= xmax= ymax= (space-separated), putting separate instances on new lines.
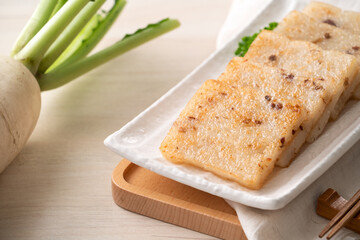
xmin=326 ymin=198 xmax=360 ymax=239
xmin=319 ymin=189 xmax=360 ymax=238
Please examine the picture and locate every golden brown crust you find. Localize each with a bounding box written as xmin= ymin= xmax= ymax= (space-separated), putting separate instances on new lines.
xmin=160 ymin=79 xmax=305 ymax=189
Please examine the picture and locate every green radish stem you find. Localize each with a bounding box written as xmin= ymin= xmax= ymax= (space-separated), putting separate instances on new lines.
xmin=37 ymin=18 xmax=180 ymax=91
xmin=38 ymin=0 xmax=106 ymax=73
xmin=14 ymin=0 xmax=90 ymax=74
xmin=12 ymin=0 xmax=180 ymax=91
xmin=47 ymin=14 xmax=105 ymax=73
xmin=50 ymin=0 xmax=68 ymax=18
xmin=48 ymin=0 xmax=126 ymax=73
xmin=11 ymin=0 xmax=58 ymax=56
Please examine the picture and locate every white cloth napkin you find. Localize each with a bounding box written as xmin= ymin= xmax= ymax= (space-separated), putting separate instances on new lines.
xmin=217 ymin=1 xmax=360 ymax=239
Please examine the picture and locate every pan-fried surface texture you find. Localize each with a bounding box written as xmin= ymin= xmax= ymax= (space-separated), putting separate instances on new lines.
xmin=275 ymin=11 xmax=360 ymax=102
xmin=218 ymin=58 xmax=335 ymax=166
xmin=160 ymin=79 xmax=305 ymax=189
xmin=302 ymin=1 xmax=360 ymax=34
xmin=245 ymin=30 xmax=358 ymax=142
xmin=275 ymin=11 xmax=360 ymax=54
xmin=302 ymin=2 xmax=360 ymax=99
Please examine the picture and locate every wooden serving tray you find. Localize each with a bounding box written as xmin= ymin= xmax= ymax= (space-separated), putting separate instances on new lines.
xmin=112 ymin=159 xmax=247 ymax=240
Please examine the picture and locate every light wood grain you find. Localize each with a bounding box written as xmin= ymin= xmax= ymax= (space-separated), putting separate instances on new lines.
xmin=112 ymin=159 xmax=247 ymax=240
xmin=0 ymin=1 xmax=232 ymax=239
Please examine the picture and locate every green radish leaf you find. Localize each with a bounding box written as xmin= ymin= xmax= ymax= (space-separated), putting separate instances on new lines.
xmin=235 ymin=22 xmax=278 ymax=57
xmin=122 ymin=18 xmax=171 ymax=40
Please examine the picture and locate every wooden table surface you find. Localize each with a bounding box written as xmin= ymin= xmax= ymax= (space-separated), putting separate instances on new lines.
xmin=0 ymin=0 xmax=232 ymax=239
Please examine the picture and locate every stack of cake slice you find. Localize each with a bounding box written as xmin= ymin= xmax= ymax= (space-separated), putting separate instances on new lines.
xmin=160 ymin=3 xmax=360 ymax=189
xmin=218 ymin=53 xmax=357 ymax=167
xmin=301 ymin=1 xmax=360 ymax=98
xmin=245 ymin=30 xmax=359 ymax=122
xmin=275 ymin=9 xmax=360 ymax=102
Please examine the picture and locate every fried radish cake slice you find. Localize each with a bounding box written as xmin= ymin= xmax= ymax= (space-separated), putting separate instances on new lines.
xmin=245 ymin=30 xmax=358 ymax=142
xmin=274 ymin=11 xmax=360 ymax=107
xmin=302 ymin=2 xmax=360 ymax=34
xmin=160 ymin=79 xmax=305 ymax=189
xmin=302 ymin=2 xmax=360 ymax=98
xmin=218 ymin=58 xmax=332 ymax=166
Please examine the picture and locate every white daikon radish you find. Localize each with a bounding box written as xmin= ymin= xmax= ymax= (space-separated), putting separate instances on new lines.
xmin=0 ymin=57 xmax=40 ymax=173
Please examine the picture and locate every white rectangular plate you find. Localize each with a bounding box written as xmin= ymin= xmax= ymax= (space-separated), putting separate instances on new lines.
xmin=105 ymin=0 xmax=360 ymax=210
